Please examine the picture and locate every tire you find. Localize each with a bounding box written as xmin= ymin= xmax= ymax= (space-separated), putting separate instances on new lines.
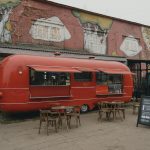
xmin=81 ymin=104 xmax=89 ymax=113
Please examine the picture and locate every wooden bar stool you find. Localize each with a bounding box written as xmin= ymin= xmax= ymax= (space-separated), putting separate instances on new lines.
xmin=66 ymin=106 xmax=81 ymax=128
xmin=38 ymin=110 xmax=59 ymax=135
xmin=133 ymin=102 xmax=140 ymax=114
xmin=97 ymin=102 xmax=112 ymax=121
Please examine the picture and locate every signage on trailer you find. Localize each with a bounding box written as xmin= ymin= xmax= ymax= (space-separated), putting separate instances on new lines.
xmin=137 ymin=96 xmax=150 ymax=127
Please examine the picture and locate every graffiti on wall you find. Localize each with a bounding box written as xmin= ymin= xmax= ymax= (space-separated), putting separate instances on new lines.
xmin=73 ymin=10 xmax=112 ymax=54
xmin=0 ymin=8 xmax=12 ymax=42
xmin=142 ymin=27 xmax=150 ymax=50
xmin=120 ymin=35 xmax=142 ymax=57
xmin=0 ymin=0 xmax=20 ymax=42
xmin=29 ymin=16 xmax=71 ymax=42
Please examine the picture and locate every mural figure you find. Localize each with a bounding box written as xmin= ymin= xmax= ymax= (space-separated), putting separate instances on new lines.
xmin=29 ymin=16 xmax=71 ymax=42
xmin=83 ymin=23 xmax=107 ymax=54
xmin=73 ymin=10 xmax=112 ymax=55
xmin=0 ymin=8 xmax=12 ymax=42
xmin=120 ymin=35 xmax=142 ymax=57
xmin=0 ymin=0 xmax=20 ymax=43
xmin=142 ymin=27 xmax=150 ymax=50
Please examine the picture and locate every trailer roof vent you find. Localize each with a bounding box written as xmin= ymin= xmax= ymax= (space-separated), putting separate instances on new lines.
xmin=89 ymin=56 xmax=95 ymax=59
xmin=54 ymin=52 xmax=61 ymax=56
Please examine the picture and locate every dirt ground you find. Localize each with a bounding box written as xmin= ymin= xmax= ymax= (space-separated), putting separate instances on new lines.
xmin=0 ymin=106 xmax=150 ymax=150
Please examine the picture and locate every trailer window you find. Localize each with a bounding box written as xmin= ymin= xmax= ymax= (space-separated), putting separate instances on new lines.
xmin=30 ymin=69 xmax=70 ymax=86
xmin=96 ymin=72 xmax=123 ymax=93
xmin=107 ymin=74 xmax=123 ymax=93
xmin=96 ymin=72 xmax=107 ymax=85
xmin=74 ymin=72 xmax=92 ymax=81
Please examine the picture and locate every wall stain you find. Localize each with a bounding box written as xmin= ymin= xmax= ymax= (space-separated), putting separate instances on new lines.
xmin=72 ymin=10 xmax=113 ymax=30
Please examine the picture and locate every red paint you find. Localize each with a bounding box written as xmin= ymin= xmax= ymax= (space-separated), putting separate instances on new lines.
xmin=0 ymin=55 xmax=133 ymax=112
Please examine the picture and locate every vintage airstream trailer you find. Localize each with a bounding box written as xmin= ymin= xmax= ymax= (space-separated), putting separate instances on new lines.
xmin=0 ymin=55 xmax=133 ymax=112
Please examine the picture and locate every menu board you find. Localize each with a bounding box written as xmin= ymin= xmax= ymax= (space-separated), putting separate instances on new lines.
xmin=137 ymin=96 xmax=150 ymax=127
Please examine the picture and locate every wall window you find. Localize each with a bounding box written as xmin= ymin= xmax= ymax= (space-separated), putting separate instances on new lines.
xmin=74 ymin=72 xmax=92 ymax=82
xmin=30 ymin=69 xmax=70 ymax=86
xmin=83 ymin=23 xmax=107 ymax=55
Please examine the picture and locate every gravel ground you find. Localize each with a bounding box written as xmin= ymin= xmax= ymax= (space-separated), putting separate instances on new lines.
xmin=0 ymin=107 xmax=150 ymax=150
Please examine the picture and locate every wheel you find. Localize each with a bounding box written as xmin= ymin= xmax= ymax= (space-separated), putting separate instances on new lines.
xmin=81 ymin=104 xmax=89 ymax=113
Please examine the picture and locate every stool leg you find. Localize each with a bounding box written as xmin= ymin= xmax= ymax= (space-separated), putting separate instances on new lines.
xmin=39 ymin=120 xmax=42 ymax=134
xmin=68 ymin=116 xmax=71 ymax=129
xmin=54 ymin=120 xmax=58 ymax=132
xmin=78 ymin=116 xmax=81 ymax=126
xmin=47 ymin=121 xmax=49 ymax=135
xmin=133 ymin=106 xmax=136 ymax=114
xmin=123 ymin=110 xmax=125 ymax=119
xmin=75 ymin=116 xmax=77 ymax=128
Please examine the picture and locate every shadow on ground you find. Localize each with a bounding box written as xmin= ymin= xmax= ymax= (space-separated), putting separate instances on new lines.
xmin=0 ymin=111 xmax=39 ymax=124
xmin=0 ymin=102 xmax=133 ymax=124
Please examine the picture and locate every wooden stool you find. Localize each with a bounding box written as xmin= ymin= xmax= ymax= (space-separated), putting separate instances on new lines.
xmin=133 ymin=102 xmax=140 ymax=114
xmin=38 ymin=110 xmax=59 ymax=135
xmin=66 ymin=106 xmax=81 ymax=128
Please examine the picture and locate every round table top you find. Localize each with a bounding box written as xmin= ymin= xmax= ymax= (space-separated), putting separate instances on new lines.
xmin=51 ymin=105 xmax=74 ymax=110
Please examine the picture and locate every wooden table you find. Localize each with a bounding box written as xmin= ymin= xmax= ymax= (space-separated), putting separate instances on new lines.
xmin=51 ymin=106 xmax=74 ymax=130
xmin=97 ymin=101 xmax=125 ymax=121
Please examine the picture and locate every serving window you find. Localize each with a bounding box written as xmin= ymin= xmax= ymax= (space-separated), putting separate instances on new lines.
xmin=96 ymin=72 xmax=123 ymax=93
xmin=107 ymin=74 xmax=123 ymax=93
xmin=96 ymin=72 xmax=107 ymax=85
xmin=30 ymin=69 xmax=70 ymax=86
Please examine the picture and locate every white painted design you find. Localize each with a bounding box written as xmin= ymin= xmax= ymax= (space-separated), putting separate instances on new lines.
xmin=120 ymin=35 xmax=142 ymax=57
xmin=0 ymin=8 xmax=12 ymax=42
xmin=29 ymin=16 xmax=71 ymax=42
xmin=84 ymin=23 xmax=107 ymax=55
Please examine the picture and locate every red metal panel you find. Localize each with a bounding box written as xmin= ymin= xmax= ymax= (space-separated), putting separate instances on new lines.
xmin=30 ymin=86 xmax=71 ymax=98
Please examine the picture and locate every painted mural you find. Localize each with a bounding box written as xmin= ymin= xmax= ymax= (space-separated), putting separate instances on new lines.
xmin=29 ymin=16 xmax=71 ymax=42
xmin=120 ymin=35 xmax=142 ymax=57
xmin=142 ymin=27 xmax=150 ymax=50
xmin=73 ymin=10 xmax=112 ymax=55
xmin=0 ymin=0 xmax=20 ymax=42
xmin=1 ymin=0 xmax=150 ymax=61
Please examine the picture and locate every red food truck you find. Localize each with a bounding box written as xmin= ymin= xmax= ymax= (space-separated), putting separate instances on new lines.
xmin=0 ymin=55 xmax=133 ymax=112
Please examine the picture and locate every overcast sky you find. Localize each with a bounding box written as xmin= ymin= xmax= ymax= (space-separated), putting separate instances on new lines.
xmin=49 ymin=0 xmax=150 ymax=26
